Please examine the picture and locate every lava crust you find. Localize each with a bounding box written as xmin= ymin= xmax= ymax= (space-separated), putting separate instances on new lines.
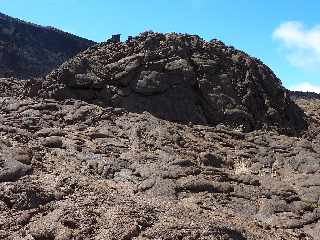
xmin=45 ymin=31 xmax=306 ymax=133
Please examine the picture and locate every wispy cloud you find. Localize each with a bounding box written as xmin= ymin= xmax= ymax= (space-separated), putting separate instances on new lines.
xmin=273 ymin=21 xmax=320 ymax=71
xmin=290 ymin=82 xmax=320 ymax=93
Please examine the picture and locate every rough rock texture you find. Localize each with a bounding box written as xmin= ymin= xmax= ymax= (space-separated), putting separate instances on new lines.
xmin=0 ymin=78 xmax=319 ymax=239
xmin=0 ymin=31 xmax=319 ymax=239
xmin=0 ymin=12 xmax=95 ymax=79
xmin=45 ymin=32 xmax=305 ymax=133
xmin=290 ymin=91 xmax=320 ymax=101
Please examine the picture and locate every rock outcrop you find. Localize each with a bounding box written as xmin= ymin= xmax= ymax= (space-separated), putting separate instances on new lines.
xmin=1 ymin=31 xmax=319 ymax=240
xmin=1 ymin=77 xmax=320 ymax=239
xmin=45 ymin=31 xmax=305 ymax=133
xmin=290 ymin=91 xmax=320 ymax=101
xmin=0 ymin=12 xmax=95 ymax=78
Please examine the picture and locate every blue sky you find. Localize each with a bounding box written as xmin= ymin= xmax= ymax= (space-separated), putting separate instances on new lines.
xmin=1 ymin=0 xmax=320 ymax=92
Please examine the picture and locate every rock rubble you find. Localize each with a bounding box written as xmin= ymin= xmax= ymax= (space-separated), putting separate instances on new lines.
xmin=0 ymin=32 xmax=319 ymax=239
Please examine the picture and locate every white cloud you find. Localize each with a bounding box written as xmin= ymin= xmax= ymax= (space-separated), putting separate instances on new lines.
xmin=290 ymin=82 xmax=320 ymax=93
xmin=273 ymin=21 xmax=320 ymax=70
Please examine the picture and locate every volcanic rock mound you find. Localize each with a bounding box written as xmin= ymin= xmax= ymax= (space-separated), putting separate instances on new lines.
xmin=45 ymin=31 xmax=305 ymax=132
xmin=1 ymin=77 xmax=320 ymax=239
xmin=1 ymin=31 xmax=320 ymax=239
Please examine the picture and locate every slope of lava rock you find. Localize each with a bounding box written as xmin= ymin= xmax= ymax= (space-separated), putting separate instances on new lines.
xmin=290 ymin=91 xmax=320 ymax=101
xmin=0 ymin=12 xmax=95 ymax=79
xmin=1 ymin=31 xmax=319 ymax=240
xmin=0 ymin=77 xmax=320 ymax=239
xmin=44 ymin=31 xmax=305 ymax=133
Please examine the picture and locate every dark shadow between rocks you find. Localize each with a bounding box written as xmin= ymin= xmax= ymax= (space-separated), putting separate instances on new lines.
xmin=47 ymin=80 xmax=307 ymax=136
xmin=210 ymin=227 xmax=246 ymax=240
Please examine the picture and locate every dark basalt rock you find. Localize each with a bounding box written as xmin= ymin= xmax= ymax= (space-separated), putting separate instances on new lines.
xmin=0 ymin=12 xmax=95 ymax=79
xmin=45 ymin=31 xmax=306 ymax=133
xmin=290 ymin=90 xmax=320 ymax=100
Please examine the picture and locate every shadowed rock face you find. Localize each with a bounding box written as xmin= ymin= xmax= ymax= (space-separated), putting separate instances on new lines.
xmin=0 ymin=12 xmax=95 ymax=78
xmin=45 ymin=31 xmax=305 ymax=133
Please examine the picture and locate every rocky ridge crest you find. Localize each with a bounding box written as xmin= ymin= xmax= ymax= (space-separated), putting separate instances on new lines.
xmin=44 ymin=31 xmax=305 ymax=133
xmin=0 ymin=12 xmax=95 ymax=78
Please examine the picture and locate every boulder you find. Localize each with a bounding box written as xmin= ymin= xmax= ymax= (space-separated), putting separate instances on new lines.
xmin=0 ymin=159 xmax=31 ymax=182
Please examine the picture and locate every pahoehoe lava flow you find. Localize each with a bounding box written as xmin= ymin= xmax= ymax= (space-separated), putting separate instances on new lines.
xmin=44 ymin=32 xmax=306 ymax=133
xmin=1 ymin=24 xmax=320 ymax=240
